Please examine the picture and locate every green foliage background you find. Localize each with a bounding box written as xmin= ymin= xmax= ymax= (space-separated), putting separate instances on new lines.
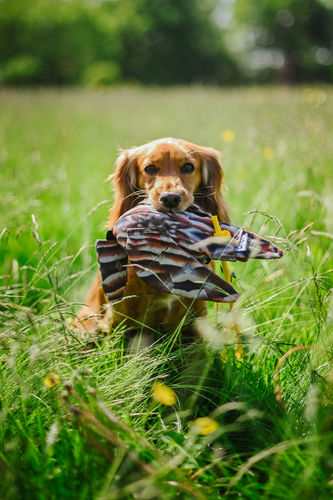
xmin=0 ymin=0 xmax=332 ymax=86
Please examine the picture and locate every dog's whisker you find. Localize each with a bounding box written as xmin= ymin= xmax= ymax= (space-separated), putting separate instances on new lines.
xmin=194 ymin=190 xmax=217 ymax=200
xmin=122 ymin=190 xmax=146 ymax=202
xmin=132 ymin=195 xmax=147 ymax=205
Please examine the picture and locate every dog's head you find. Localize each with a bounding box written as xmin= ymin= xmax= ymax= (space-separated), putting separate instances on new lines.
xmin=109 ymin=137 xmax=230 ymax=225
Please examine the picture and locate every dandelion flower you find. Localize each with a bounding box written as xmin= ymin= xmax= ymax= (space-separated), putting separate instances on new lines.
xmin=221 ymin=130 xmax=235 ymax=143
xmin=152 ymin=381 xmax=176 ymax=406
xmin=263 ymin=147 xmax=274 ymax=160
xmin=303 ymin=88 xmax=326 ymax=106
xmin=303 ymin=88 xmax=316 ymax=103
xmin=193 ymin=417 xmax=219 ymax=436
xmin=43 ymin=372 xmax=61 ymax=388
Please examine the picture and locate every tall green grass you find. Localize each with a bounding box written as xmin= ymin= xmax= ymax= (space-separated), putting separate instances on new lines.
xmin=0 ymin=87 xmax=332 ymax=499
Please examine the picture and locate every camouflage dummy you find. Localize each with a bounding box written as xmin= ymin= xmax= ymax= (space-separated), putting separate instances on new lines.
xmin=96 ymin=202 xmax=283 ymax=303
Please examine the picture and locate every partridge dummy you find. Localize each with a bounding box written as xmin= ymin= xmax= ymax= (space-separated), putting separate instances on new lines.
xmin=96 ymin=202 xmax=283 ymax=303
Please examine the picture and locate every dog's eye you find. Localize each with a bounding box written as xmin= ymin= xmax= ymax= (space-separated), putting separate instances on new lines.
xmin=144 ymin=164 xmax=158 ymax=175
xmin=181 ymin=163 xmax=195 ymax=174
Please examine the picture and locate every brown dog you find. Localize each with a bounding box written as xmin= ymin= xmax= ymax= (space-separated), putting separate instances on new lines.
xmin=76 ymin=137 xmax=230 ymax=336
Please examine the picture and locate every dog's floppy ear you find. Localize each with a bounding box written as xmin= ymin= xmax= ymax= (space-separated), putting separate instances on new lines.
xmin=196 ymin=147 xmax=230 ymax=223
xmin=109 ymin=149 xmax=138 ymax=227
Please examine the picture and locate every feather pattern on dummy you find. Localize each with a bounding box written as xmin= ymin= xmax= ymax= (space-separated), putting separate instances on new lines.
xmin=96 ymin=202 xmax=283 ymax=303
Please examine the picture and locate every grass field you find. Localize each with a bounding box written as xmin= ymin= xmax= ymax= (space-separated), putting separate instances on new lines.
xmin=0 ymin=86 xmax=332 ymax=499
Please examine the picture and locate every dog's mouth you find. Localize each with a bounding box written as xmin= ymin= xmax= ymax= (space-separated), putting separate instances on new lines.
xmin=161 ymin=207 xmax=180 ymax=214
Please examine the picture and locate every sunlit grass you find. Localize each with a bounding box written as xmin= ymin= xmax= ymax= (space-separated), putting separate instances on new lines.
xmin=0 ymin=86 xmax=332 ymax=499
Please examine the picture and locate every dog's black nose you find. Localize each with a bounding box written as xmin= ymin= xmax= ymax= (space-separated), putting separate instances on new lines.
xmin=160 ymin=192 xmax=181 ymax=209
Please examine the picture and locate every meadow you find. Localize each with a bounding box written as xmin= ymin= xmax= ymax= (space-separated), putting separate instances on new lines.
xmin=0 ymin=86 xmax=332 ymax=499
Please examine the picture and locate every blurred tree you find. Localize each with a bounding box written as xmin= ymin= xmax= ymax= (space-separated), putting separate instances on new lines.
xmin=233 ymin=0 xmax=333 ymax=82
xmin=110 ymin=0 xmax=240 ymax=84
xmin=0 ymin=0 xmax=240 ymax=86
xmin=0 ymin=0 xmax=123 ymax=85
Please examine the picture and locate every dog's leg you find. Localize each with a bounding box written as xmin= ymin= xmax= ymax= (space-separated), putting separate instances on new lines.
xmin=74 ymin=274 xmax=109 ymax=332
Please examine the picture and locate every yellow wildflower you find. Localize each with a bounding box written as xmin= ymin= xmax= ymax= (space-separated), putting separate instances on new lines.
xmin=303 ymin=88 xmax=326 ymax=106
xmin=193 ymin=417 xmax=219 ymax=436
xmin=263 ymin=147 xmax=274 ymax=160
xmin=43 ymin=372 xmax=61 ymax=388
xmin=303 ymin=88 xmax=316 ymax=103
xmin=152 ymin=381 xmax=176 ymax=406
xmin=221 ymin=130 xmax=235 ymax=143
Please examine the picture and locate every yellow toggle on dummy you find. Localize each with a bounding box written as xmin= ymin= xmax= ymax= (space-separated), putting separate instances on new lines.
xmin=211 ymin=215 xmax=244 ymax=358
